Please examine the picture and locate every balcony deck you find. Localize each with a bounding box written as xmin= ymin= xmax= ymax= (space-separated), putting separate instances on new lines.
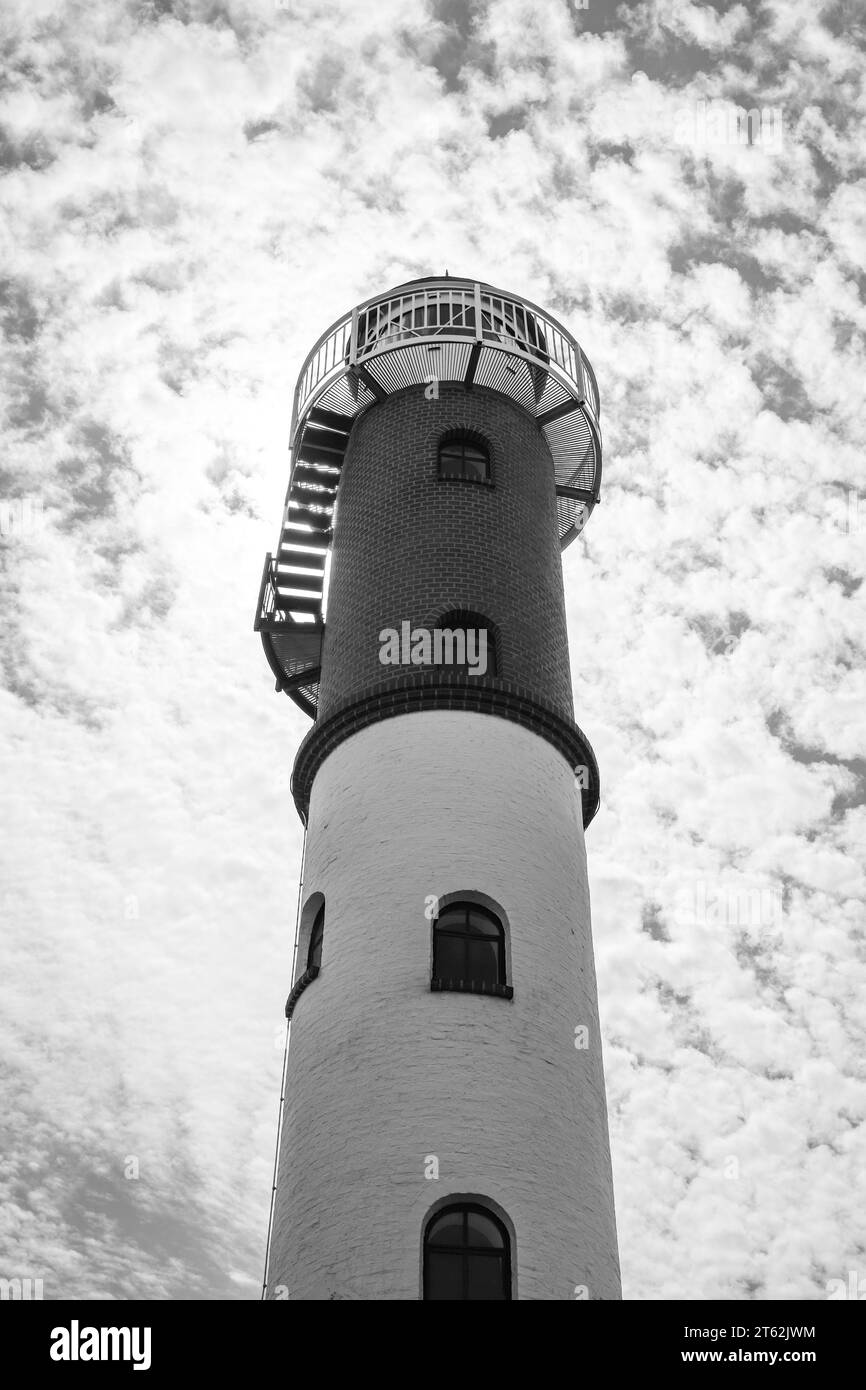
xmin=256 ymin=277 xmax=603 ymax=717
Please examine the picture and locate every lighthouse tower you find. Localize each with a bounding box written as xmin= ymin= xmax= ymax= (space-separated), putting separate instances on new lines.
xmin=255 ymin=277 xmax=620 ymax=1300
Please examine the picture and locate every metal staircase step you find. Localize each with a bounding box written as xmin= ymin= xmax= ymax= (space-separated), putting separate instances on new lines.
xmin=307 ymin=407 xmax=353 ymax=433
xmin=272 ymin=594 xmax=322 ymax=616
xmin=274 ymin=572 xmax=324 ymax=595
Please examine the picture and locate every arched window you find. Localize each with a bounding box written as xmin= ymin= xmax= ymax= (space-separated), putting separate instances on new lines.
xmin=285 ymin=897 xmax=324 ymax=1021
xmin=306 ymin=903 xmax=324 ymax=972
xmin=431 ymin=902 xmax=509 ymax=995
xmin=423 ymin=1203 xmax=512 ymax=1300
xmin=435 ymin=610 xmax=498 ymax=678
xmin=438 ymin=432 xmax=490 ymax=483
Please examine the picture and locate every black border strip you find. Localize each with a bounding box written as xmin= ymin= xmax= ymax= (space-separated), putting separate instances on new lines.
xmin=291 ymin=676 xmax=600 ymax=828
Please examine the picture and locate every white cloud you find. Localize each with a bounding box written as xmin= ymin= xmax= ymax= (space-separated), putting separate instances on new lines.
xmin=1 ymin=0 xmax=864 ymax=1302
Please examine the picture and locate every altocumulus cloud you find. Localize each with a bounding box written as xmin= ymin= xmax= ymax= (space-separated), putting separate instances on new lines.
xmin=0 ymin=0 xmax=864 ymax=1299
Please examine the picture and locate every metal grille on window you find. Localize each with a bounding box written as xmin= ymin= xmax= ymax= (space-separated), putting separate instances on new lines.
xmin=438 ymin=436 xmax=490 ymax=482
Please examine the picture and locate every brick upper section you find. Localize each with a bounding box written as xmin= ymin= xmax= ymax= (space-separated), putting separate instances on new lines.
xmin=316 ymin=385 xmax=574 ymax=723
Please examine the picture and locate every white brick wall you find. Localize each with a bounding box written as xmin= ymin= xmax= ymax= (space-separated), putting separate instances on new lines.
xmin=267 ymin=711 xmax=621 ymax=1300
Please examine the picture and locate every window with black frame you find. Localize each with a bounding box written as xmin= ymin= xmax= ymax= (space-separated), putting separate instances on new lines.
xmin=431 ymin=902 xmax=510 ymax=996
xmin=435 ymin=610 xmax=498 ymax=679
xmin=423 ymin=1203 xmax=512 ymax=1300
xmin=438 ymin=433 xmax=490 ymax=482
xmin=307 ymin=903 xmax=324 ymax=972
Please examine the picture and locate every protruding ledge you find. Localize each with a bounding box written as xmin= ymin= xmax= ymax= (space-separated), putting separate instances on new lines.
xmin=290 ymin=674 xmax=600 ymax=829
xmin=431 ymin=978 xmax=514 ymax=1000
xmin=285 ymin=964 xmax=320 ymax=1020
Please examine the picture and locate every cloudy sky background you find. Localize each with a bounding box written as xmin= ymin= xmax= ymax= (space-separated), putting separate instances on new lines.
xmin=1 ymin=0 xmax=864 ymax=1299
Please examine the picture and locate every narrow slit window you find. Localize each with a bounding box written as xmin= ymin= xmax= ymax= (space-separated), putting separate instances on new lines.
xmin=307 ymin=904 xmax=324 ymax=972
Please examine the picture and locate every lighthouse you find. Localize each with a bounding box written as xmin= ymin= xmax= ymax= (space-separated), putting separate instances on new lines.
xmin=255 ymin=277 xmax=621 ymax=1300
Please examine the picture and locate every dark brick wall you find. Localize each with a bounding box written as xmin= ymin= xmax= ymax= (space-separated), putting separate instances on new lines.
xmin=317 ymin=385 xmax=574 ymax=722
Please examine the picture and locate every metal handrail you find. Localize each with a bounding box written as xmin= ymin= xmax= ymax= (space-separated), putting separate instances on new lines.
xmin=254 ymin=552 xmax=275 ymax=632
xmin=256 ymin=553 xmax=302 ymax=629
xmin=290 ymin=279 xmax=599 ymax=442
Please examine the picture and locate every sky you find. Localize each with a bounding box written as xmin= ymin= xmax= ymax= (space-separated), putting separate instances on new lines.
xmin=0 ymin=0 xmax=864 ymax=1301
